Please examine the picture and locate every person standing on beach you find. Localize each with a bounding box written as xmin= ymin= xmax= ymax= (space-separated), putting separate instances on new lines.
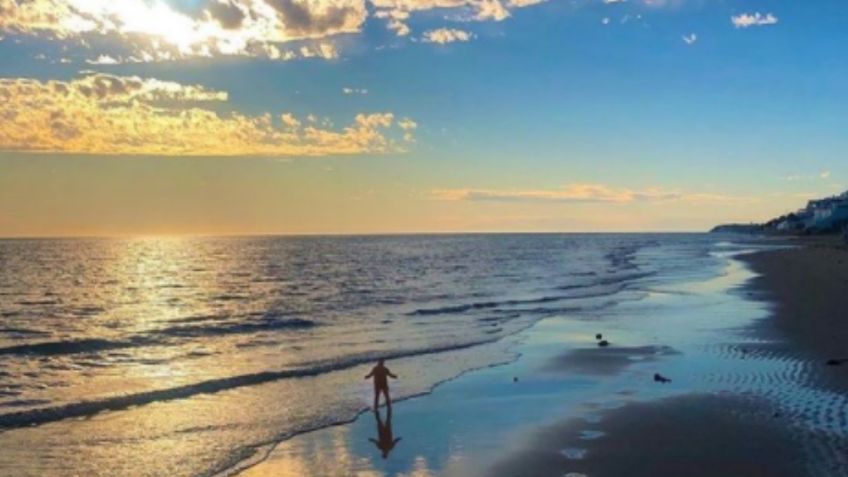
xmin=365 ymin=359 xmax=397 ymax=410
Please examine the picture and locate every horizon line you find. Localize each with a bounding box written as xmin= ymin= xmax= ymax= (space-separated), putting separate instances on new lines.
xmin=0 ymin=230 xmax=718 ymax=240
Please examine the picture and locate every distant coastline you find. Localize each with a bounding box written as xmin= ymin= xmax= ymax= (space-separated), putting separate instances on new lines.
xmin=713 ymin=190 xmax=848 ymax=236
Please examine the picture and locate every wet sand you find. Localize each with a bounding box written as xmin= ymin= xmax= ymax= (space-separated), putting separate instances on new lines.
xmin=488 ymin=393 xmax=807 ymax=477
xmin=543 ymin=345 xmax=679 ymax=376
xmin=491 ymin=237 xmax=848 ymax=477
xmin=741 ymin=238 xmax=848 ymax=389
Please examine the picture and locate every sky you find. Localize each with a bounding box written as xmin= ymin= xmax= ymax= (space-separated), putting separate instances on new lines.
xmin=0 ymin=0 xmax=846 ymax=236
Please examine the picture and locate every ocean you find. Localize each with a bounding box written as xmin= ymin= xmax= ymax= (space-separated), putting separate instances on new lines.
xmin=0 ymin=234 xmax=761 ymax=475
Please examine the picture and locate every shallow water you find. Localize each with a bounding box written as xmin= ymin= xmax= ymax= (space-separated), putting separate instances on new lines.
xmin=2 ymin=234 xmax=834 ymax=476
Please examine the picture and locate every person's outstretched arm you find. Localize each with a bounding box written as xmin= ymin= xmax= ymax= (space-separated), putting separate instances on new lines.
xmin=388 ymin=369 xmax=398 ymax=379
xmin=365 ymin=369 xmax=374 ymax=379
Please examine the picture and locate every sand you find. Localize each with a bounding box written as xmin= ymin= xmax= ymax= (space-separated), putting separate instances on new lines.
xmin=741 ymin=238 xmax=848 ymax=389
xmin=488 ymin=394 xmax=807 ymax=477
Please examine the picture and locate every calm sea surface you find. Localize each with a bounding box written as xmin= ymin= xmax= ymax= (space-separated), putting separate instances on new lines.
xmin=0 ymin=234 xmax=728 ymax=476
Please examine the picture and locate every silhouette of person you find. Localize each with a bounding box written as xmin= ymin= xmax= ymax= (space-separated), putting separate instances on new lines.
xmin=369 ymin=407 xmax=402 ymax=459
xmin=365 ymin=358 xmax=397 ymax=410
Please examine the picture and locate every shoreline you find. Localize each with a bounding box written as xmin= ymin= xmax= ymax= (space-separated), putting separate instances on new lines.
xmin=487 ymin=238 xmax=848 ymax=477
xmin=235 ymin=238 xmax=848 ymax=477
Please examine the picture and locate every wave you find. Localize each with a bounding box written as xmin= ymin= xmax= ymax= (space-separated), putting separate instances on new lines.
xmin=407 ymin=277 xmax=646 ymax=317
xmin=407 ymin=301 xmax=500 ymax=316
xmin=15 ymin=299 xmax=60 ymax=306
xmin=0 ymin=327 xmax=49 ymax=336
xmin=0 ymin=337 xmax=158 ymax=357
xmin=165 ymin=313 xmax=229 ymax=325
xmin=407 ymin=295 xmax=589 ymax=317
xmin=0 ymin=337 xmax=500 ymax=431
xmin=0 ymin=317 xmax=316 ymax=357
xmin=156 ymin=317 xmax=315 ymax=338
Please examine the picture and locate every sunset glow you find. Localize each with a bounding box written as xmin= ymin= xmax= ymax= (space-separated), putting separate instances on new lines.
xmin=0 ymin=0 xmax=846 ymax=236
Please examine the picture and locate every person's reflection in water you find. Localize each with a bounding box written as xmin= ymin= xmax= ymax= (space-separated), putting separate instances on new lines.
xmin=369 ymin=407 xmax=402 ymax=459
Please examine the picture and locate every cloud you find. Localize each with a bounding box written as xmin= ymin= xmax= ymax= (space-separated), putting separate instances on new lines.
xmin=342 ymin=87 xmax=368 ymax=94
xmin=397 ymin=117 xmax=417 ymax=141
xmin=431 ymin=184 xmax=750 ymax=204
xmin=731 ymin=12 xmax=778 ymax=28
xmin=299 ymin=41 xmax=339 ymax=58
xmin=506 ymin=0 xmax=545 ymax=7
xmin=373 ymin=9 xmax=410 ymax=36
xmin=0 ymin=0 xmax=547 ymax=59
xmin=0 ymin=0 xmax=359 ymax=61
xmin=422 ymin=28 xmax=473 ymax=44
xmin=85 ymin=54 xmax=120 ymax=65
xmin=780 ymin=171 xmax=833 ymax=182
xmin=207 ymin=1 xmax=248 ymax=30
xmin=0 ymin=73 xmax=415 ymax=156
xmin=369 ymin=0 xmax=543 ymax=36
xmin=264 ymin=0 xmax=365 ymax=38
xmin=682 ymin=33 xmax=697 ymax=45
xmin=432 ymin=184 xmax=679 ymax=203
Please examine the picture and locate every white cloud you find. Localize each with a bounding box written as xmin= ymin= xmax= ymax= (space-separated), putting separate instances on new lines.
xmin=507 ymin=0 xmax=546 ymax=7
xmin=682 ymin=33 xmax=697 ymax=45
xmin=731 ymin=12 xmax=779 ymax=28
xmin=343 ymin=87 xmax=368 ymax=95
xmin=781 ymin=171 xmax=833 ymax=182
xmin=85 ymin=54 xmax=120 ymax=65
xmin=422 ymin=28 xmax=474 ymax=44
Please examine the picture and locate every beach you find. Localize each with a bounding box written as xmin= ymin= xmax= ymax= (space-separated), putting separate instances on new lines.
xmin=3 ymin=2 xmax=847 ymax=475
xmin=234 ymin=236 xmax=848 ymax=477
xmin=2 ymin=235 xmax=847 ymax=476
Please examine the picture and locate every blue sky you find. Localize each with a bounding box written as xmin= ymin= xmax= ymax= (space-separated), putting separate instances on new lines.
xmin=0 ymin=0 xmax=845 ymax=235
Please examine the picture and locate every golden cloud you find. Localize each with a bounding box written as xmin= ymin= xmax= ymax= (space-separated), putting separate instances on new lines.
xmin=0 ymin=0 xmax=546 ymax=60
xmin=422 ymin=28 xmax=473 ymax=44
xmin=431 ymin=184 xmax=756 ymax=204
xmin=0 ymin=73 xmax=415 ymax=156
xmin=0 ymin=0 xmax=362 ymax=61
